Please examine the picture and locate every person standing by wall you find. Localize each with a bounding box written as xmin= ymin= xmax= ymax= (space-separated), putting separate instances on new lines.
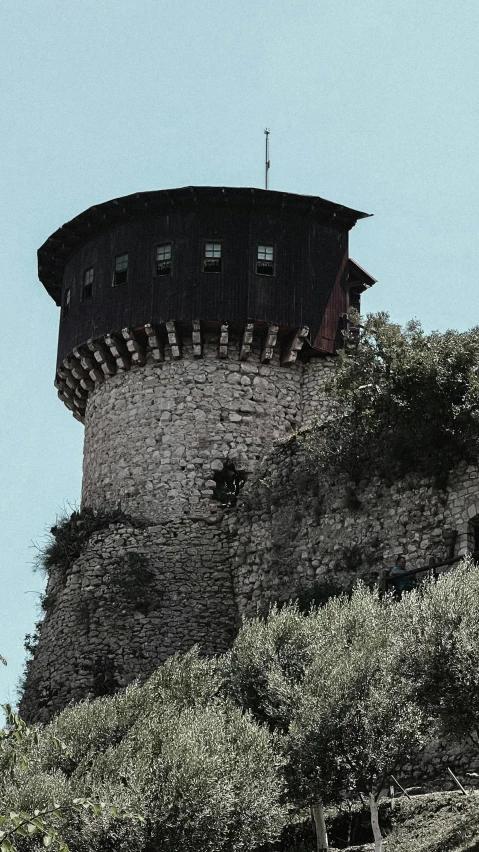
xmin=389 ymin=555 xmax=416 ymax=596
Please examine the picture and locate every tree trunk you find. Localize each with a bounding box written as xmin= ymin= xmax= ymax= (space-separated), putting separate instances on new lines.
xmin=311 ymin=801 xmax=329 ymax=852
xmin=369 ymin=792 xmax=382 ymax=852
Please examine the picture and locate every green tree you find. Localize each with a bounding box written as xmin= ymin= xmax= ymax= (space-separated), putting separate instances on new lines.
xmin=222 ymin=605 xmax=331 ymax=850
xmin=284 ymin=586 xmax=431 ymax=852
xmin=307 ymin=314 xmax=479 ymax=484
xmin=397 ymin=558 xmax=479 ymax=747
xmin=223 ymin=604 xmax=317 ymax=733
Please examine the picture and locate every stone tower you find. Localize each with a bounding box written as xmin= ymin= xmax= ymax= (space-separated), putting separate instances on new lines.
xmin=21 ymin=186 xmax=373 ymax=721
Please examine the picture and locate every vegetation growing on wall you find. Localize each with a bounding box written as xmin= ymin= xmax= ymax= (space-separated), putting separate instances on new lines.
xmin=307 ymin=314 xmax=479 ymax=486
xmin=293 ymin=577 xmax=353 ymax=612
xmin=18 ymin=624 xmax=41 ymax=702
xmin=35 ymin=508 xmax=149 ymax=581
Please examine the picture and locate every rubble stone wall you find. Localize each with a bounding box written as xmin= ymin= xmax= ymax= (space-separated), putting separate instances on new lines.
xmin=20 ymin=516 xmax=237 ymax=723
xmin=82 ymin=338 xmax=305 ymax=520
xmin=400 ymin=734 xmax=479 ymax=790
xmin=23 ymin=343 xmax=324 ymax=721
xmin=230 ymin=438 xmax=479 ymax=619
xmin=300 ymin=355 xmax=337 ymax=424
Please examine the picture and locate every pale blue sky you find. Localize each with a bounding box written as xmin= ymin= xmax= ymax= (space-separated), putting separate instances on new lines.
xmin=1 ymin=0 xmax=478 ymax=705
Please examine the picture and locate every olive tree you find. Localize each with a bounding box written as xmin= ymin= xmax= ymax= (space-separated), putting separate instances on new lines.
xmin=222 ymin=604 xmax=331 ymax=850
xmin=285 ymin=586 xmax=431 ymax=852
xmin=0 ymin=649 xmax=284 ymax=852
xmin=397 ymin=558 xmax=479 ymax=747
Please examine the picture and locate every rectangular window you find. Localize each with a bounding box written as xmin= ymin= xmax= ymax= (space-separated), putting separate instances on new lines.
xmin=113 ymin=253 xmax=129 ymax=286
xmin=203 ymin=242 xmax=222 ymax=273
xmin=81 ymin=267 xmax=94 ymax=300
xmin=256 ymin=244 xmax=274 ymax=276
xmin=156 ymin=243 xmax=172 ymax=275
xmin=61 ymin=287 xmax=71 ymax=319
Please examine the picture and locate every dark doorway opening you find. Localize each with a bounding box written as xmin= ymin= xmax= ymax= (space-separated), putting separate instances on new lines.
xmin=473 ymin=521 xmax=479 ymax=562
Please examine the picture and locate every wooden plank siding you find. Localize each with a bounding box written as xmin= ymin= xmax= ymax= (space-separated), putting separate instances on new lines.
xmin=39 ymin=187 xmax=370 ymax=366
xmin=313 ymin=251 xmax=349 ymax=353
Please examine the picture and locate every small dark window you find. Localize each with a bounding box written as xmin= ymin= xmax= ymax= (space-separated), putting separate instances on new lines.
xmin=212 ymin=462 xmax=246 ymax=507
xmin=204 ymin=242 xmax=222 ymax=273
xmin=61 ymin=287 xmax=71 ymax=319
xmin=113 ymin=253 xmax=128 ymax=286
xmin=349 ymin=286 xmax=361 ymax=314
xmin=81 ymin=267 xmax=94 ymax=300
xmin=256 ymin=244 xmax=274 ymax=276
xmin=156 ymin=243 xmax=172 ymax=275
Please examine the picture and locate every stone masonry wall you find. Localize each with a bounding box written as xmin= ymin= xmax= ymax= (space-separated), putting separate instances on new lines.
xmin=300 ymin=355 xmax=337 ymax=424
xmin=82 ymin=338 xmax=305 ymax=520
xmin=20 ymin=516 xmax=237 ymax=723
xmin=230 ymin=438 xmax=479 ymax=618
xmin=23 ymin=341 xmax=328 ymax=721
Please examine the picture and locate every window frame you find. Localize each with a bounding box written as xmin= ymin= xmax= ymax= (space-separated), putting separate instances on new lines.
xmin=155 ymin=242 xmax=173 ymax=276
xmin=203 ymin=241 xmax=223 ymax=273
xmin=81 ymin=266 xmax=94 ymax=301
xmin=61 ymin=287 xmax=71 ymax=320
xmin=113 ymin=252 xmax=129 ymax=287
xmin=256 ymin=243 xmax=275 ymax=276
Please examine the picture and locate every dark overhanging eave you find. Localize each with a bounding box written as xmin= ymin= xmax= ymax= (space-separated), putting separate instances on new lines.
xmin=38 ymin=186 xmax=373 ymax=304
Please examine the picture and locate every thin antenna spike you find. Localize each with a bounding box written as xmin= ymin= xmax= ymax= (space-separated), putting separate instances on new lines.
xmin=264 ymin=128 xmax=270 ymax=189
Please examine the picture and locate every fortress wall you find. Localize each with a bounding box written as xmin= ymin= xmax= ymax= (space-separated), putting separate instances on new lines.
xmin=231 ymin=438 xmax=479 ymax=618
xmin=23 ymin=347 xmax=339 ymax=721
xmin=22 ymin=345 xmax=479 ymax=726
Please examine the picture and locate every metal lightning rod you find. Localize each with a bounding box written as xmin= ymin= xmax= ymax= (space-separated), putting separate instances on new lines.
xmin=264 ymin=128 xmax=270 ymax=189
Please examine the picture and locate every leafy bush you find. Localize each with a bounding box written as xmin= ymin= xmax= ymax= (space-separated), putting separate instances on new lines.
xmin=306 ymin=314 xmax=479 ymax=485
xmin=8 ymin=566 xmax=479 ymax=851
xmin=286 ymin=587 xmax=430 ymax=807
xmin=222 ymin=604 xmax=320 ymax=733
xmin=1 ymin=649 xmax=284 ymax=852
xmin=293 ymin=577 xmax=352 ymax=613
xmin=94 ymin=702 xmax=284 ymax=852
xmin=395 ymin=557 xmax=479 ymax=745
xmin=223 ymin=586 xmax=433 ymax=851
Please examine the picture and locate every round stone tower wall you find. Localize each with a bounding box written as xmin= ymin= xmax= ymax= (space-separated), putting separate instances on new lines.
xmin=82 ymin=336 xmax=303 ymax=518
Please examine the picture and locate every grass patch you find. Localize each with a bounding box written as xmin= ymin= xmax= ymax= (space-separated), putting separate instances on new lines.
xmin=264 ymin=793 xmax=479 ymax=851
xmin=386 ymin=791 xmax=479 ymax=852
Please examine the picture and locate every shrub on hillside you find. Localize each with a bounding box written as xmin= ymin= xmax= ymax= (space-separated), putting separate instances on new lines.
xmin=1 ymin=650 xmax=284 ymax=852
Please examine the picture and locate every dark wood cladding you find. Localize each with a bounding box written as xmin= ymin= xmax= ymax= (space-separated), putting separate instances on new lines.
xmin=37 ymin=187 xmax=371 ymax=366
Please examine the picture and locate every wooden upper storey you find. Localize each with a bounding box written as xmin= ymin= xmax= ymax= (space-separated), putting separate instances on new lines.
xmin=38 ymin=186 xmax=372 ymax=365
